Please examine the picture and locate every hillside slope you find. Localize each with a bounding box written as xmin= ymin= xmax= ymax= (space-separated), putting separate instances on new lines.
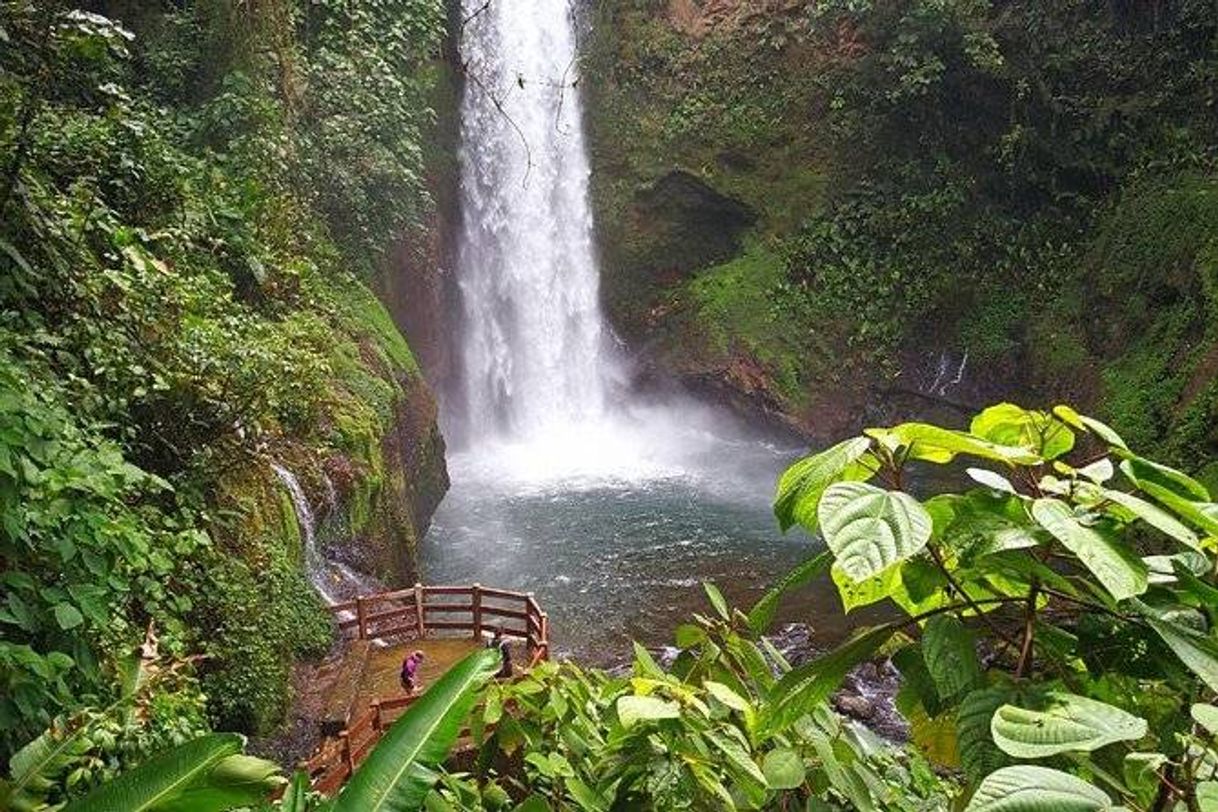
xmin=584 ymin=0 xmax=1218 ymax=461
xmin=0 ymin=0 xmax=449 ymax=750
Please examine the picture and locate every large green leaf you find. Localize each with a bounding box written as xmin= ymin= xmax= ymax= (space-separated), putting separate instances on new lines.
xmin=1030 ymin=499 xmax=1147 ymax=601
xmin=1134 ymin=601 xmax=1218 ymax=692
xmin=1100 ymin=488 xmax=1202 ymax=550
xmin=1192 ymin=703 xmax=1218 ymax=735
xmin=990 ymin=692 xmax=1147 ymax=758
xmin=830 ymin=561 xmax=906 ymax=613
xmin=1123 ymin=752 xmax=1168 ymax=795
xmin=62 ymin=734 xmax=279 ymax=812
xmin=706 ymin=730 xmax=766 ymax=797
xmin=967 ymin=468 xmax=1019 ymax=494
xmin=939 ymin=492 xmax=1045 ymax=561
xmin=334 ymin=648 xmax=500 ymax=812
xmin=774 ymin=437 xmax=873 ymax=532
xmin=762 ymin=748 xmax=804 ymax=790
xmin=1120 ymin=457 xmax=1218 ymax=535
xmin=957 ymin=687 xmax=1014 ymax=782
xmin=964 ymin=765 xmax=1115 ymax=811
xmin=818 ymin=482 xmax=933 ymax=582
xmin=921 ymin=616 xmax=982 ymax=702
xmin=1121 ymin=456 xmax=1210 ymax=500
xmin=616 ymin=695 xmax=680 ymax=728
xmin=1198 ymin=782 xmax=1218 ymax=812
xmin=873 ymin=423 xmax=1042 ymax=466
xmin=970 ymin=404 xmax=1075 ymax=460
xmin=748 ymin=551 xmax=832 ymax=634
xmin=7 ymin=719 xmax=94 ymax=809
xmin=1053 ymin=406 xmax=1127 ymax=450
xmin=279 ymin=771 xmax=311 ymax=812
xmin=703 ymin=582 xmax=729 ymax=621
xmin=162 ymin=754 xmax=283 ymax=810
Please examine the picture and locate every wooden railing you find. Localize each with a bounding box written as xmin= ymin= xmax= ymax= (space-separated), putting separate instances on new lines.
xmin=327 ymin=582 xmax=550 ymax=665
xmin=302 ymin=584 xmax=549 ymax=796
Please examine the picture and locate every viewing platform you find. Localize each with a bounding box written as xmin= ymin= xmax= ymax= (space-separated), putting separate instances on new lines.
xmin=303 ymin=583 xmax=550 ymax=795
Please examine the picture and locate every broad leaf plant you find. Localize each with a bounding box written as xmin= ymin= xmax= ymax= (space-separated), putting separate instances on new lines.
xmin=773 ymin=403 xmax=1218 ymax=810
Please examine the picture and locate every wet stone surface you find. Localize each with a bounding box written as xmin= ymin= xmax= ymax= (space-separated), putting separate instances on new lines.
xmin=771 ymin=623 xmax=908 ymax=742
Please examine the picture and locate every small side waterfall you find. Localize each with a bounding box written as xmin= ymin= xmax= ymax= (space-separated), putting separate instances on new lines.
xmin=922 ymin=350 xmax=970 ymax=397
xmin=272 ymin=464 xmax=339 ymax=604
xmin=272 ymin=464 xmax=379 ymax=605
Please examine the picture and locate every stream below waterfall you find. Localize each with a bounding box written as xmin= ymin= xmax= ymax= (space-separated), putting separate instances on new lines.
xmin=418 ymin=405 xmax=863 ymax=665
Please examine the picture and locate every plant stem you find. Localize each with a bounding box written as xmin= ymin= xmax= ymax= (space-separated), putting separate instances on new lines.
xmin=926 ymin=543 xmax=1019 ymax=648
xmin=1038 ymin=587 xmax=1132 ymax=623
xmin=1015 ymin=580 xmax=1038 ymax=679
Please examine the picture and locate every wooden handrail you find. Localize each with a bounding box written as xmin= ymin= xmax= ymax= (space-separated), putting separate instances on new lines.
xmin=306 ymin=583 xmax=551 ymax=795
xmin=325 ymin=583 xmax=550 ymax=665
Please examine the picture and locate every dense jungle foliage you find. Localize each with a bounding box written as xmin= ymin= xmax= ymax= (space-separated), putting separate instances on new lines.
xmin=6 ymin=0 xmax=1218 ymax=810
xmin=17 ymin=405 xmax=1218 ymax=810
xmin=586 ymin=0 xmax=1218 ymax=461
xmin=0 ymin=0 xmax=445 ymax=761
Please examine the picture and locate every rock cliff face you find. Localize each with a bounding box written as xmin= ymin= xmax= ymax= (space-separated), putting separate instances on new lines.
xmin=377 ymin=19 xmax=465 ymax=419
xmin=376 ymin=56 xmax=464 ymax=403
xmin=582 ymin=1 xmax=882 ymax=440
xmin=214 ymin=288 xmax=450 ymax=586
xmin=581 ymin=1 xmax=1218 ymax=457
xmin=331 ymin=374 xmax=449 ymax=585
xmin=363 ymin=36 xmax=466 ymax=577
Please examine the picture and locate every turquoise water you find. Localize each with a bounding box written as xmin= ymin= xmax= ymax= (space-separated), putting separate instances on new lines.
xmin=419 ymin=421 xmax=859 ymax=664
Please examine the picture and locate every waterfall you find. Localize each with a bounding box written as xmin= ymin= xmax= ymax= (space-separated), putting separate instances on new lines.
xmin=272 ymin=464 xmax=339 ymax=604
xmin=448 ymin=0 xmax=774 ymax=490
xmin=272 ymin=463 xmax=382 ymax=605
xmin=455 ymin=0 xmax=615 ymax=442
xmin=923 ymin=351 xmax=970 ymax=397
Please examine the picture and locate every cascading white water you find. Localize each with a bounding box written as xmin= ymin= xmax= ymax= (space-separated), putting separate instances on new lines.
xmin=272 ymin=464 xmax=339 ymax=603
xmin=273 ymin=464 xmax=379 ymax=605
xmin=430 ymin=1 xmax=813 ymax=655
xmin=450 ymin=0 xmax=775 ymax=487
xmin=456 ymin=0 xmax=615 ymax=443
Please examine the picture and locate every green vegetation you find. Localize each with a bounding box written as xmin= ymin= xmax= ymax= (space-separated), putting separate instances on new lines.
xmin=586 ymin=0 xmax=1218 ymax=449
xmin=25 ymin=403 xmax=1218 ymax=809
xmin=770 ymin=402 xmax=1218 ymax=809
xmin=0 ymin=0 xmax=446 ymax=757
xmin=6 ymin=0 xmax=1218 ymax=808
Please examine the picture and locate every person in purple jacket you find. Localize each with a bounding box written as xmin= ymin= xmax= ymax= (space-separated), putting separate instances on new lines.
xmin=400 ymin=649 xmax=424 ymax=693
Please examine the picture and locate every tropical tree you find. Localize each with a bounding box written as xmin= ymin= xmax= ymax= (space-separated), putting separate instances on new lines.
xmin=772 ymin=403 xmax=1218 ymax=810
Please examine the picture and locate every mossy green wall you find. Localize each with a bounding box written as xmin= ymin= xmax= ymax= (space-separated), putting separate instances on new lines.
xmin=582 ymin=3 xmax=1218 ymax=460
xmin=198 ymin=274 xmax=448 ymax=735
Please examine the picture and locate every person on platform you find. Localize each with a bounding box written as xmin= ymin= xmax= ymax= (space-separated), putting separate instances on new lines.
xmin=400 ymin=649 xmax=424 ymax=693
xmin=487 ymin=627 xmax=513 ymax=679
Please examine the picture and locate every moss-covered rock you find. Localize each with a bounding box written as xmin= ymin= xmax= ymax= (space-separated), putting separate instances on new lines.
xmin=1041 ymin=173 xmax=1218 ymax=466
xmin=582 ymin=2 xmax=1218 ymax=454
xmin=583 ymin=2 xmax=844 ymax=434
xmin=188 ymin=270 xmax=449 ymax=735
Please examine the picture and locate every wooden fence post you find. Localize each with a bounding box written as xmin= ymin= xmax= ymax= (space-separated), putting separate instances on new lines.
xmin=339 ymin=731 xmax=352 ymax=774
xmin=414 ymin=582 xmax=425 ymax=637
xmin=540 ymin=612 xmax=549 ymax=660
xmin=356 ymin=596 xmax=367 ymax=640
xmin=472 ymin=583 xmax=482 ymax=641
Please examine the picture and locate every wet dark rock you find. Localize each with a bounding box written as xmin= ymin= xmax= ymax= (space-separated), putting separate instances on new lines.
xmin=834 ymin=693 xmax=875 ymax=720
xmin=770 ymin=623 xmax=909 ymax=741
